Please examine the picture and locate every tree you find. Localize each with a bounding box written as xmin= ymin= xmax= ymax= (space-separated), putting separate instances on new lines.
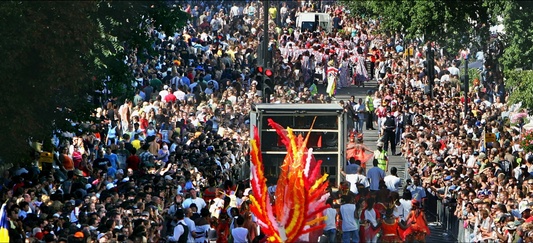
xmin=495 ymin=1 xmax=533 ymax=71
xmin=506 ymin=70 xmax=533 ymax=112
xmin=0 ymin=1 xmax=187 ymax=164
xmin=495 ymin=2 xmax=533 ymax=111
xmin=342 ymin=0 xmax=500 ymax=52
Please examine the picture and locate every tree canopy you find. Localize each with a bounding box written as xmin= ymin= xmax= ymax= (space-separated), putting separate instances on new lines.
xmin=343 ymin=0 xmax=498 ymax=53
xmin=0 ymin=1 xmax=187 ymax=164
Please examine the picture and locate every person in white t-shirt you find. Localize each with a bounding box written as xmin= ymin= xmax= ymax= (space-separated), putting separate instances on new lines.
xmin=322 ymin=198 xmax=338 ymax=243
xmin=384 ymin=167 xmax=402 ymax=192
xmin=183 ymin=188 xmax=207 ymax=210
xmin=340 ymin=194 xmax=359 ymax=243
xmin=231 ymin=215 xmax=250 ymax=243
xmin=398 ymin=191 xmax=413 ymax=222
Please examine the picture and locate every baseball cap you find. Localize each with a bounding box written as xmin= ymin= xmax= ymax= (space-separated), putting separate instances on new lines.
xmin=97 ymin=233 xmax=106 ymax=241
xmin=165 ymin=175 xmax=173 ymax=180
xmin=444 ymin=176 xmax=452 ymax=181
xmin=106 ymin=183 xmax=116 ymax=190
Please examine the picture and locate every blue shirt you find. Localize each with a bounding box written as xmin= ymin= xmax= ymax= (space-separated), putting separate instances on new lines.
xmin=181 ymin=77 xmax=191 ymax=87
xmin=395 ymin=45 xmax=404 ymax=53
xmin=107 ymin=167 xmax=117 ymax=178
xmin=104 ymin=153 xmax=119 ymax=169
xmin=345 ymin=164 xmax=360 ymax=174
xmin=407 ymin=185 xmax=427 ymax=202
xmin=367 ymin=166 xmax=385 ymax=191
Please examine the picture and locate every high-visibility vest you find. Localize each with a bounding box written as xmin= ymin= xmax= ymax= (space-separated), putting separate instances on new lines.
xmin=366 ymin=96 xmax=374 ymax=112
xmin=375 ymin=150 xmax=387 ymax=171
xmin=310 ymin=84 xmax=318 ymax=96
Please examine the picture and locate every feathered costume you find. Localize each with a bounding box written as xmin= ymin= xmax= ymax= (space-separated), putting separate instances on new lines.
xmin=403 ymin=200 xmax=430 ymax=241
xmin=249 ymin=118 xmax=330 ymax=242
xmin=346 ymin=132 xmax=373 ymax=167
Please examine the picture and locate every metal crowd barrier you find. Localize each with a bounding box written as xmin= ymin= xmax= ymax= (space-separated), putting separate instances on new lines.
xmin=404 ymin=159 xmax=462 ymax=242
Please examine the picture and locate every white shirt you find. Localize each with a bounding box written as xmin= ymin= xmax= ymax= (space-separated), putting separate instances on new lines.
xmin=175 ymin=90 xmax=186 ymax=101
xmin=195 ymin=223 xmax=211 ymax=243
xmin=340 ymin=204 xmax=358 ymax=231
xmin=323 ymin=208 xmax=337 ymax=231
xmin=184 ymin=217 xmax=196 ymax=243
xmin=399 ymin=199 xmax=412 ymax=221
xmin=159 ymin=90 xmax=169 ymax=99
xmin=393 ymin=203 xmax=405 ymax=220
xmin=183 ymin=197 xmax=207 ymax=210
xmin=168 ymin=220 xmax=186 ymax=242
xmin=448 ymin=66 xmax=460 ymax=77
xmin=70 ymin=207 xmax=80 ymax=223
xmin=364 ymin=209 xmax=378 ymax=227
xmin=230 ymin=6 xmax=240 ymax=17
xmin=345 ymin=174 xmax=369 ymax=194
xmin=232 ymin=227 xmax=249 ymax=243
xmin=384 ymin=175 xmax=402 ymax=192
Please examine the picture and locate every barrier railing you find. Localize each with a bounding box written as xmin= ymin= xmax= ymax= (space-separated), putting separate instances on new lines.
xmin=404 ymin=159 xmax=462 ymax=242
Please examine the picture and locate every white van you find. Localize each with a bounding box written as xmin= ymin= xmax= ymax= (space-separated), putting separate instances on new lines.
xmin=296 ymin=13 xmax=332 ymax=33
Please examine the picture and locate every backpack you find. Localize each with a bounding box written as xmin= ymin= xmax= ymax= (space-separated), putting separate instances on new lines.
xmin=177 ymin=222 xmax=189 ymax=243
xmin=500 ymin=160 xmax=512 ymax=176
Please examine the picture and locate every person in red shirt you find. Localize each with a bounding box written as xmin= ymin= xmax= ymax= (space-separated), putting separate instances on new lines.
xmin=164 ymin=88 xmax=177 ymax=103
xmin=126 ymin=148 xmax=141 ymax=171
xmin=78 ymin=154 xmax=93 ymax=177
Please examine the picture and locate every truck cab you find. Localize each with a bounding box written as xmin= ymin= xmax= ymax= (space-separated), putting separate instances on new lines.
xmin=296 ymin=13 xmax=332 ymax=33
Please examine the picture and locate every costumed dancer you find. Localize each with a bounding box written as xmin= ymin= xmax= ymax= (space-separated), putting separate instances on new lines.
xmin=354 ymin=46 xmax=369 ymax=87
xmin=346 ymin=133 xmax=373 ymax=170
xmin=381 ymin=208 xmax=412 ymax=243
xmin=403 ymin=200 xmax=430 ymax=243
xmin=326 ymin=60 xmax=338 ymax=98
xmin=360 ymin=197 xmax=381 ymax=243
xmin=339 ymin=54 xmax=350 ymax=88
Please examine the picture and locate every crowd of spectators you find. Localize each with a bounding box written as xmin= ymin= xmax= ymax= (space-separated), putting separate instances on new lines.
xmin=2 ymin=0 xmax=531 ymax=243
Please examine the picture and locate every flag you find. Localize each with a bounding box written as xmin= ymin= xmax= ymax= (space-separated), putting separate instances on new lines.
xmin=0 ymin=202 xmax=9 ymax=243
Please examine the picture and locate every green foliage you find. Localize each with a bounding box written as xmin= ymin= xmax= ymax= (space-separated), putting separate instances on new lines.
xmin=343 ymin=0 xmax=500 ymax=51
xmin=506 ymin=70 xmax=533 ymax=111
xmin=0 ymin=1 xmax=187 ymax=165
xmin=497 ymin=1 xmax=533 ymax=70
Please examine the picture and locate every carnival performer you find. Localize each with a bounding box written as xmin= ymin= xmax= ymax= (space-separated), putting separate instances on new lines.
xmin=339 ymin=54 xmax=350 ymax=88
xmin=403 ymin=200 xmax=430 ymax=243
xmin=381 ymin=208 xmax=412 ymax=243
xmin=353 ymin=44 xmax=369 ymax=87
xmin=360 ymin=197 xmax=381 ymax=243
xmin=346 ymin=132 xmax=373 ymax=169
xmin=217 ymin=213 xmax=231 ymax=243
xmin=326 ymin=60 xmax=339 ymax=98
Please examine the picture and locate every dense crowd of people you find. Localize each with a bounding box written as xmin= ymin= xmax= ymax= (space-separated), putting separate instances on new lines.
xmin=0 ymin=0 xmax=529 ymax=243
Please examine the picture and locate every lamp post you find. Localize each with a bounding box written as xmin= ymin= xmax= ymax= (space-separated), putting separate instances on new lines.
xmin=464 ymin=53 xmax=469 ymax=118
